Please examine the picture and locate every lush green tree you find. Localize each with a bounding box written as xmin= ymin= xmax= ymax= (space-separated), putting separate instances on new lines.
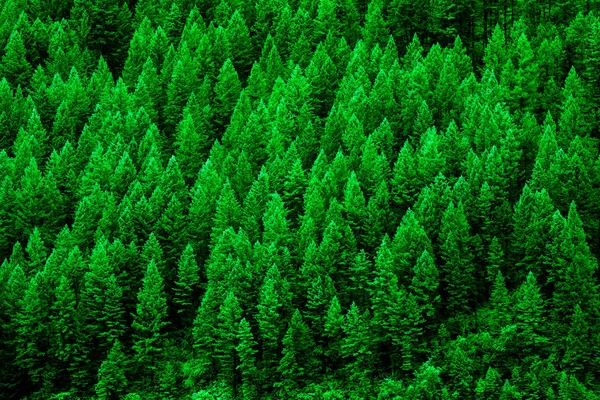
xmin=390 ymin=209 xmax=434 ymax=288
xmin=0 ymin=263 xmax=28 ymax=394
xmin=514 ymin=272 xmax=549 ymax=361
xmin=210 ymin=180 xmax=242 ymax=248
xmin=72 ymin=0 xmax=133 ymax=76
xmin=236 ymin=318 xmax=259 ymax=400
xmin=95 ymin=340 xmax=128 ymax=400
xmin=276 ymin=309 xmax=318 ymax=395
xmin=226 ymin=11 xmax=253 ymax=80
xmin=0 ymin=30 xmax=32 ymax=90
xmin=188 ymin=285 xmax=218 ymax=388
xmin=403 ymin=360 xmax=446 ymax=399
xmin=121 ymin=17 xmax=153 ymax=89
xmin=305 ymin=44 xmax=338 ymax=118
xmin=173 ymin=243 xmax=201 ymax=328
xmin=132 ymin=259 xmax=169 ymax=388
xmin=14 ymin=273 xmax=49 ymax=388
xmin=510 ymin=187 xmax=555 ymax=286
xmin=164 ymin=46 xmax=200 ymax=138
xmin=444 ymin=337 xmax=476 ymax=398
xmin=341 ymin=303 xmax=374 ymax=390
xmin=262 ymin=192 xmax=291 ymax=250
xmin=562 ymin=304 xmax=592 ymax=382
xmin=549 ymin=202 xmax=599 ymax=336
xmin=174 ymin=100 xmax=210 ymax=185
xmin=364 ymin=180 xmax=391 ymax=251
xmin=78 ymin=239 xmax=124 ymax=381
xmin=390 ymin=140 xmax=419 ymax=221
xmin=25 ymin=227 xmax=47 ymax=276
xmin=439 ymin=201 xmax=475 ymax=315
xmin=215 ymin=291 xmax=243 ymax=397
xmin=214 ymin=58 xmax=242 ymax=133
xmin=323 ymin=295 xmax=344 ymax=372
xmin=189 ymin=159 xmax=223 ymax=262
xmin=155 ymin=193 xmax=188 ymax=277
xmin=256 ymin=274 xmax=283 ymax=390
xmin=409 ymin=250 xmax=440 ymax=336
xmin=15 ymin=157 xmax=47 ymax=239
xmin=283 ymin=157 xmax=308 ymax=227
xmin=476 ymin=367 xmax=503 ymax=399
xmin=490 ymin=271 xmax=512 ymax=331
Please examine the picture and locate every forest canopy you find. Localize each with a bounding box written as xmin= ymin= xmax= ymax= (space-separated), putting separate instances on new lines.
xmin=1 ymin=0 xmax=600 ymax=398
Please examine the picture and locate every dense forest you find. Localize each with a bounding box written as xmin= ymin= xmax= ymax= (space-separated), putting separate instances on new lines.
xmin=2 ymin=0 xmax=600 ymax=398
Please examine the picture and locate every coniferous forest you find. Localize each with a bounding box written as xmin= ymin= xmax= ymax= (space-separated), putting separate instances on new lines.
xmin=3 ymin=0 xmax=600 ymax=398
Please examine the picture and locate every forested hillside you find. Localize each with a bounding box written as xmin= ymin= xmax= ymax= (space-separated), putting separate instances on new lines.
xmin=1 ymin=0 xmax=600 ymax=398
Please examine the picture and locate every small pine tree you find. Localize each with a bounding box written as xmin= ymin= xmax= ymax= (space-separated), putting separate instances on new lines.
xmin=236 ymin=318 xmax=259 ymax=400
xmin=132 ymin=259 xmax=169 ymax=388
xmin=173 ymin=244 xmax=201 ymax=328
xmin=95 ymin=340 xmax=128 ymax=400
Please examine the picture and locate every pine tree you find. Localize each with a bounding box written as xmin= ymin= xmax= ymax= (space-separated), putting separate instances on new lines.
xmin=439 ymin=201 xmax=476 ymax=315
xmin=262 ymin=193 xmax=291 ymax=250
xmin=15 ymin=157 xmax=47 ymax=239
xmin=78 ymin=239 xmax=121 ymax=378
xmin=25 ymin=227 xmax=47 ymax=276
xmin=155 ymin=193 xmax=188 ymax=278
xmin=236 ymin=318 xmax=259 ymax=400
xmin=189 ymin=159 xmax=223 ymax=262
xmin=189 ymin=285 xmax=218 ymax=387
xmin=563 ymin=304 xmax=591 ymax=382
xmin=390 ymin=209 xmax=434 ymax=288
xmin=390 ymin=140 xmax=419 ymax=221
xmin=276 ymin=309 xmax=318 ymax=395
xmin=164 ymin=46 xmax=200 ymax=138
xmin=95 ymin=340 xmax=128 ymax=400
xmin=343 ymin=171 xmax=367 ymax=248
xmin=0 ymin=263 xmax=28 ymax=393
xmin=174 ymin=106 xmax=210 ymax=185
xmin=476 ymin=367 xmax=503 ymax=400
xmin=404 ymin=360 xmax=445 ymax=399
xmin=256 ymin=275 xmax=283 ymax=389
xmin=0 ymin=30 xmax=32 ymax=90
xmin=514 ymin=272 xmax=549 ymax=360
xmin=121 ymin=17 xmax=153 ymax=89
xmin=132 ymin=259 xmax=169 ymax=388
xmin=215 ymin=291 xmax=243 ymax=396
xmin=214 ymin=58 xmax=242 ymax=133
xmin=173 ymin=243 xmax=201 ymax=328
xmin=14 ymin=273 xmax=49 ymax=388
xmin=305 ymin=44 xmax=337 ymax=118
xmin=365 ymin=180 xmax=391 ymax=251
xmin=98 ymin=274 xmax=126 ymax=348
xmin=361 ymin=0 xmax=388 ymax=51
xmin=409 ymin=249 xmax=440 ymax=335
xmin=283 ymin=158 xmax=307 ymax=227
xmin=341 ymin=303 xmax=373 ymax=388
xmin=226 ymin=11 xmax=253 ymax=80
xmin=210 ymin=180 xmax=242 ymax=249
xmin=550 ymin=202 xmax=599 ymax=332
xmin=490 ymin=271 xmax=511 ymax=331
xmin=323 ymin=295 xmax=344 ymax=371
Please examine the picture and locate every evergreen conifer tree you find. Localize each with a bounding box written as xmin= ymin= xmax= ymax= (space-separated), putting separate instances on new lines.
xmin=132 ymin=259 xmax=169 ymax=388
xmin=95 ymin=340 xmax=128 ymax=400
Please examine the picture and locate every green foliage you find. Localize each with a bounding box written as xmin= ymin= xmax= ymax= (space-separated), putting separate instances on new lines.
xmin=1 ymin=30 xmax=32 ymax=90
xmin=2 ymin=3 xmax=600 ymax=398
xmin=236 ymin=318 xmax=259 ymax=400
xmin=95 ymin=340 xmax=128 ymax=399
xmin=132 ymin=259 xmax=169 ymax=387
xmin=173 ymin=243 xmax=201 ymax=327
xmin=214 ymin=58 xmax=242 ymax=132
